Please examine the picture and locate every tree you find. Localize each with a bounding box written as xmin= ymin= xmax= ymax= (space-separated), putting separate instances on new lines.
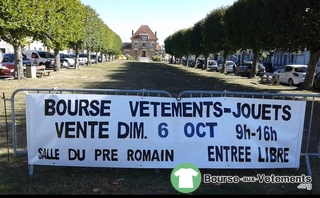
xmin=164 ymin=36 xmax=175 ymax=63
xmin=191 ymin=21 xmax=204 ymax=65
xmin=224 ymin=0 xmax=267 ymax=78
xmin=82 ymin=5 xmax=100 ymax=65
xmin=67 ymin=2 xmax=86 ymax=69
xmin=171 ymin=30 xmax=186 ymax=63
xmin=0 ymin=0 xmax=46 ymax=79
xmin=195 ymin=19 xmax=213 ymax=70
xmin=204 ymin=6 xmax=233 ymax=74
xmin=264 ymin=0 xmax=320 ymax=90
xmin=182 ymin=27 xmax=193 ymax=66
xmin=35 ymin=0 xmax=86 ymax=71
xmin=91 ymin=20 xmax=107 ymax=64
xmin=103 ymin=26 xmax=116 ymax=60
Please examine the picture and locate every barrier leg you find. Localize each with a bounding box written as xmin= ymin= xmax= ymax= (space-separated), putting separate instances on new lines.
xmin=29 ymin=164 xmax=34 ymax=176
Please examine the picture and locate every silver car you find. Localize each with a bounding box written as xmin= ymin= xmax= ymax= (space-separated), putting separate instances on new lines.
xmin=207 ymin=60 xmax=218 ymax=71
xmin=217 ymin=61 xmax=237 ymax=73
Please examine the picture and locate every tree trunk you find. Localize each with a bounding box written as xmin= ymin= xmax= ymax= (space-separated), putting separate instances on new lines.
xmin=13 ymin=45 xmax=24 ymax=80
xmin=187 ymin=55 xmax=190 ymax=66
xmin=74 ymin=48 xmax=80 ymax=69
xmin=54 ymin=49 xmax=60 ymax=72
xmin=204 ymin=56 xmax=208 ymax=70
xmin=87 ymin=50 xmax=91 ymax=66
xmin=221 ymin=51 xmax=228 ymax=74
xmin=302 ymin=49 xmax=320 ymax=90
xmin=75 ymin=49 xmax=80 ymax=70
xmin=250 ymin=50 xmax=260 ymax=78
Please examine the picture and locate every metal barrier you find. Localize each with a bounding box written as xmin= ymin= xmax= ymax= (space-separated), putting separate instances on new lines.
xmin=2 ymin=88 xmax=320 ymax=176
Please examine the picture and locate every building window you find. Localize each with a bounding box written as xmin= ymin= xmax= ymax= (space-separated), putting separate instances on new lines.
xmin=134 ymin=41 xmax=138 ymax=46
xmin=134 ymin=50 xmax=138 ymax=56
xmin=150 ymin=42 xmax=154 ymax=47
xmin=142 ymin=42 xmax=146 ymax=47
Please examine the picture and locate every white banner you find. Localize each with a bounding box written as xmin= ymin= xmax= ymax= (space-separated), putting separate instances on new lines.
xmin=26 ymin=93 xmax=306 ymax=169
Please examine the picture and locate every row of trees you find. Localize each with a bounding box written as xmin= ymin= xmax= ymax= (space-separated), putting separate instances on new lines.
xmin=0 ymin=0 xmax=122 ymax=80
xmin=164 ymin=0 xmax=320 ymax=90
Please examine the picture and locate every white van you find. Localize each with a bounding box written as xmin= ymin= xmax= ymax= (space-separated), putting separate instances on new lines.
xmin=23 ymin=50 xmax=54 ymax=69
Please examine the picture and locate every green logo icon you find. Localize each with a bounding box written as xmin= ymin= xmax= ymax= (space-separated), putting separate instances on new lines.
xmin=171 ymin=162 xmax=202 ymax=194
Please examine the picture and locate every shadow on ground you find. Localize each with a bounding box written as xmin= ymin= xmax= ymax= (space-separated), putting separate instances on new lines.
xmin=81 ymin=61 xmax=302 ymax=95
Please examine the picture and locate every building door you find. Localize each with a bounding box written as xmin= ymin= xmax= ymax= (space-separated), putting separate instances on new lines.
xmin=142 ymin=51 xmax=146 ymax=57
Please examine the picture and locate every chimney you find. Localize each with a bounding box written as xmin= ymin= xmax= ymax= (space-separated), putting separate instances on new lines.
xmin=155 ymin=31 xmax=157 ymax=38
xmin=132 ymin=30 xmax=133 ymax=35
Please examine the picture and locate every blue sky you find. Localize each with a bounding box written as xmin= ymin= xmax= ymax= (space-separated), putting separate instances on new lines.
xmin=79 ymin=0 xmax=236 ymax=46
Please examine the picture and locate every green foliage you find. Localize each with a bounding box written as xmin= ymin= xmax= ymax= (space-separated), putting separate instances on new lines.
xmin=0 ymin=0 xmax=45 ymax=45
xmin=171 ymin=30 xmax=185 ymax=59
xmin=164 ymin=35 xmax=173 ymax=55
xmin=182 ymin=28 xmax=193 ymax=57
xmin=205 ymin=6 xmax=231 ymax=54
xmin=0 ymin=0 xmax=48 ymax=79
xmin=191 ymin=21 xmax=204 ymax=58
xmin=263 ymin=0 xmax=320 ymax=89
xmin=125 ymin=54 xmax=134 ymax=60
xmin=83 ymin=5 xmax=101 ymax=53
xmin=224 ymin=0 xmax=264 ymax=51
xmin=115 ymin=54 xmax=127 ymax=60
xmin=0 ymin=0 xmax=122 ymax=76
xmin=151 ymin=55 xmax=162 ymax=62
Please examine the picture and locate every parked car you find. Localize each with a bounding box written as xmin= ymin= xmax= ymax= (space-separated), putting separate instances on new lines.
xmin=272 ymin=64 xmax=283 ymax=72
xmin=3 ymin=53 xmax=32 ymax=70
xmin=195 ymin=58 xmax=206 ymax=69
xmin=263 ymin=62 xmax=274 ymax=72
xmin=0 ymin=64 xmax=13 ymax=77
xmin=69 ymin=54 xmax=86 ymax=65
xmin=98 ymin=56 xmax=103 ymax=62
xmin=50 ymin=53 xmax=75 ymax=68
xmin=313 ymin=72 xmax=320 ymax=91
xmin=0 ymin=52 xmax=8 ymax=77
xmin=273 ymin=64 xmax=308 ymax=86
xmin=59 ymin=53 xmax=76 ymax=68
xmin=23 ymin=50 xmax=54 ymax=69
xmin=216 ymin=60 xmax=223 ymax=65
xmin=79 ymin=53 xmax=88 ymax=64
xmin=90 ymin=54 xmax=98 ymax=64
xmin=236 ymin=61 xmax=266 ymax=77
xmin=217 ymin=61 xmax=237 ymax=73
xmin=187 ymin=59 xmax=196 ymax=67
xmin=69 ymin=54 xmax=75 ymax=59
xmin=1 ymin=53 xmax=32 ymax=77
xmin=0 ymin=53 xmax=12 ymax=77
xmin=181 ymin=58 xmax=187 ymax=66
xmin=207 ymin=60 xmax=218 ymax=71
